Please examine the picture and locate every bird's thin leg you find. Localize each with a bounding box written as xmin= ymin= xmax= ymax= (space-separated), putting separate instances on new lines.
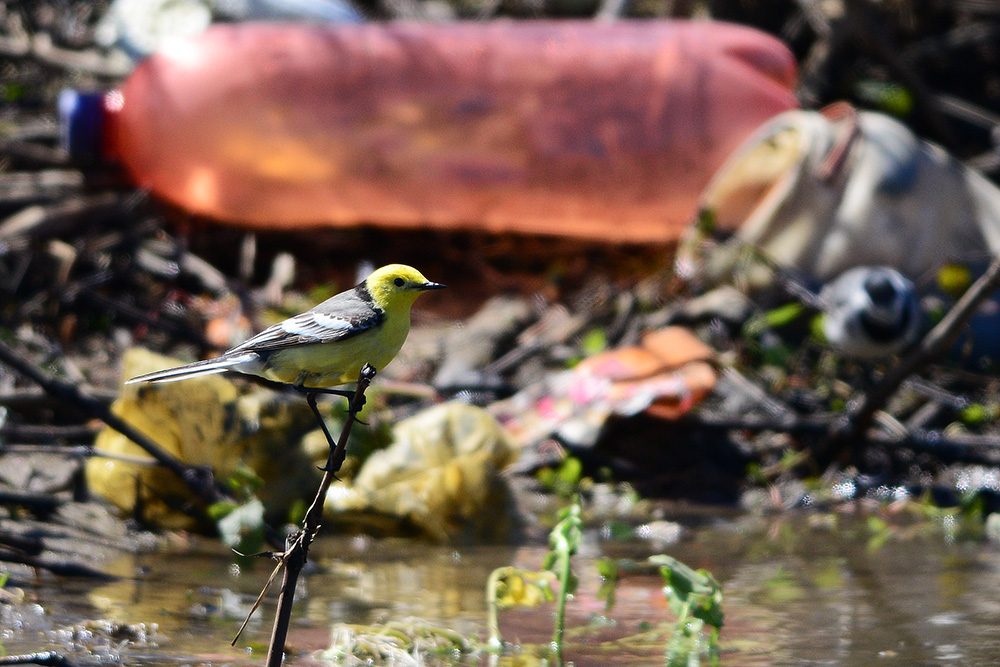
xmin=293 ymin=384 xmax=367 ymax=422
xmin=304 ymin=392 xmax=340 ymax=473
xmin=300 ymin=387 xmax=354 ymax=399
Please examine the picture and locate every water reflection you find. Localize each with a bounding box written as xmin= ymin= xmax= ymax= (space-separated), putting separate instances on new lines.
xmin=308 ymin=539 xmax=519 ymax=630
xmin=4 ymin=514 xmax=1000 ymax=666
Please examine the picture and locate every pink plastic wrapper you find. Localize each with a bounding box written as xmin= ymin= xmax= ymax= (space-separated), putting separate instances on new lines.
xmin=103 ymin=20 xmax=797 ymax=242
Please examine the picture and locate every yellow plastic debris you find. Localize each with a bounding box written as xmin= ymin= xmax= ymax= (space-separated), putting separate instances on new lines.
xmin=324 ymin=402 xmax=516 ymax=541
xmin=87 ymin=348 xmax=319 ymax=530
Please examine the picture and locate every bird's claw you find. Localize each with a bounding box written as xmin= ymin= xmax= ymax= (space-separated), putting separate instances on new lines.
xmin=316 ymin=460 xmax=343 ymax=481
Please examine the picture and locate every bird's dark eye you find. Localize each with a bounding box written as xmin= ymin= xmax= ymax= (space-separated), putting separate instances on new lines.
xmin=394 ymin=277 xmax=405 ymax=287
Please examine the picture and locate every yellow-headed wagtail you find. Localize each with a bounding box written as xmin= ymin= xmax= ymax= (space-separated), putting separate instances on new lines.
xmin=127 ymin=264 xmax=444 ymax=388
xmin=126 ymin=264 xmax=444 ymax=466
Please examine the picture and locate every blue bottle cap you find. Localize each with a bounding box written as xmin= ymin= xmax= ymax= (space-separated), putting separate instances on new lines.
xmin=58 ymin=89 xmax=106 ymax=164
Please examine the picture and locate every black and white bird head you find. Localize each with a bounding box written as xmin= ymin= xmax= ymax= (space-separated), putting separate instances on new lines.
xmin=819 ymin=267 xmax=922 ymax=360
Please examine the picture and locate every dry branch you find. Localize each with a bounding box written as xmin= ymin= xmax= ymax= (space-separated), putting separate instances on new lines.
xmin=0 ymin=340 xmax=232 ymax=511
xmin=230 ymin=365 xmax=376 ymax=667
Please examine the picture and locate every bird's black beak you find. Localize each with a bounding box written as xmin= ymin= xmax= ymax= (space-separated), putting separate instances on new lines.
xmin=419 ymin=281 xmax=447 ymax=291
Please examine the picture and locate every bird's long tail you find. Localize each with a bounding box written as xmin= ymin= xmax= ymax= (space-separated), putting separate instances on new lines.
xmin=124 ymin=352 xmax=258 ymax=385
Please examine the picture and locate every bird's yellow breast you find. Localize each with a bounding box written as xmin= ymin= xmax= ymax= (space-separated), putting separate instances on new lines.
xmin=261 ymin=313 xmax=410 ymax=388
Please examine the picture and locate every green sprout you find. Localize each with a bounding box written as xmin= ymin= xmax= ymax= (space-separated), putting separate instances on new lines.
xmin=650 ymin=554 xmax=724 ymax=667
xmin=485 ymin=497 xmax=582 ymax=665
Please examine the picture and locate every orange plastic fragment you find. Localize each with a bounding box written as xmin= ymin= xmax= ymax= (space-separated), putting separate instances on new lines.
xmin=641 ymin=326 xmax=717 ymax=368
xmin=574 ymin=325 xmax=717 ymax=419
xmin=575 ymin=346 xmax=667 ymax=382
xmin=490 ymin=325 xmax=719 ymax=449
xmin=644 ymin=361 xmax=718 ymax=420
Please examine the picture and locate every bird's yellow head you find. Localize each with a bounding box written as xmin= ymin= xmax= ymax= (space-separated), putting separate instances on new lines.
xmin=364 ymin=264 xmax=446 ymax=309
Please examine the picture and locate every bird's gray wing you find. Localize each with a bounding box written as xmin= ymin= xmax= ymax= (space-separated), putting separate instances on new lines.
xmin=227 ymin=288 xmax=384 ymax=353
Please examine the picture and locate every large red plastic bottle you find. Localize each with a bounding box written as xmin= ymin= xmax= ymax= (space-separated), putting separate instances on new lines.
xmin=87 ymin=21 xmax=798 ymax=243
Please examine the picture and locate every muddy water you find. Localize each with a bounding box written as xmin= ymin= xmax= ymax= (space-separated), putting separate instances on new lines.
xmin=3 ymin=512 xmax=1000 ymax=665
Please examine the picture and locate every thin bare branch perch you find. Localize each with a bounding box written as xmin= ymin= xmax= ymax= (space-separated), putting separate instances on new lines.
xmin=231 ymin=364 xmax=376 ymax=666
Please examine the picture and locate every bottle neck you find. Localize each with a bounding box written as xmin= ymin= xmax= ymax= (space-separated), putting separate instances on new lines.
xmin=58 ymin=89 xmax=109 ymax=165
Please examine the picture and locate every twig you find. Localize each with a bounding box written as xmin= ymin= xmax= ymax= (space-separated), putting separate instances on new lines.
xmin=792 ymin=0 xmax=834 ymax=39
xmin=0 ymin=193 xmax=121 ymax=247
xmin=0 ymin=31 xmax=128 ymax=78
xmin=687 ymin=411 xmax=836 ymax=435
xmin=0 ymin=489 xmax=65 ymax=513
xmin=266 ymin=368 xmax=373 ymax=667
xmin=0 ymin=340 xmax=230 ymax=511
xmin=0 ymin=170 xmax=83 ymax=206
xmin=688 ymin=411 xmax=1000 ymax=466
xmin=0 ymin=651 xmax=78 ymax=667
xmin=230 ymin=552 xmax=288 ymax=646
xmin=0 ymin=139 xmax=69 ymax=168
xmin=0 ymin=529 xmax=43 ymax=555
xmin=0 ymin=386 xmax=118 ymax=409
xmin=721 ymin=368 xmax=799 ymax=422
xmin=0 ymin=547 xmax=115 ymax=580
xmin=902 ymin=376 xmax=969 ymax=409
xmin=231 ymin=365 xmax=376 ymax=667
xmin=795 ymin=0 xmax=851 ymax=108
xmin=0 ymin=423 xmax=99 ymax=443
xmin=485 ymin=566 xmax=514 ymax=649
xmin=823 ymin=251 xmax=1000 ymax=463
xmin=904 ymin=399 xmax=945 ymax=431
xmin=73 ymin=288 xmax=212 ymax=348
xmin=1 ymin=443 xmax=165 ymax=466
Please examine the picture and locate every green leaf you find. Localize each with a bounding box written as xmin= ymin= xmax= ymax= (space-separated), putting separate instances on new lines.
xmin=763 ymin=302 xmax=805 ymax=329
xmin=856 ymin=80 xmax=914 ymax=117
xmin=287 ymin=498 xmax=307 ymax=525
xmin=580 ymin=328 xmax=608 ymax=356
xmin=742 ymin=303 xmax=804 ymax=341
xmin=603 ymin=521 xmax=634 ymax=541
xmin=206 ymin=500 xmax=238 ymax=521
xmin=650 ymin=554 xmax=724 ymax=630
xmin=217 ymin=499 xmax=266 ymax=556
xmin=596 ymin=558 xmax=619 ymax=611
xmin=226 ymin=463 xmax=264 ymax=499
xmin=537 ymin=456 xmax=585 ymax=497
xmin=937 ymin=263 xmax=973 ymax=298
xmin=549 ymin=502 xmax=583 ymax=555
xmin=810 ymin=313 xmax=827 ymax=343
xmin=866 ymin=515 xmax=892 ymax=551
xmin=960 ymin=403 xmax=997 ymax=426
xmin=2 ymin=83 xmax=25 ymax=102
xmin=696 ymin=208 xmax=717 ymax=236
xmin=557 ymin=457 xmax=583 ymax=488
xmin=959 ymin=490 xmax=988 ymax=524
